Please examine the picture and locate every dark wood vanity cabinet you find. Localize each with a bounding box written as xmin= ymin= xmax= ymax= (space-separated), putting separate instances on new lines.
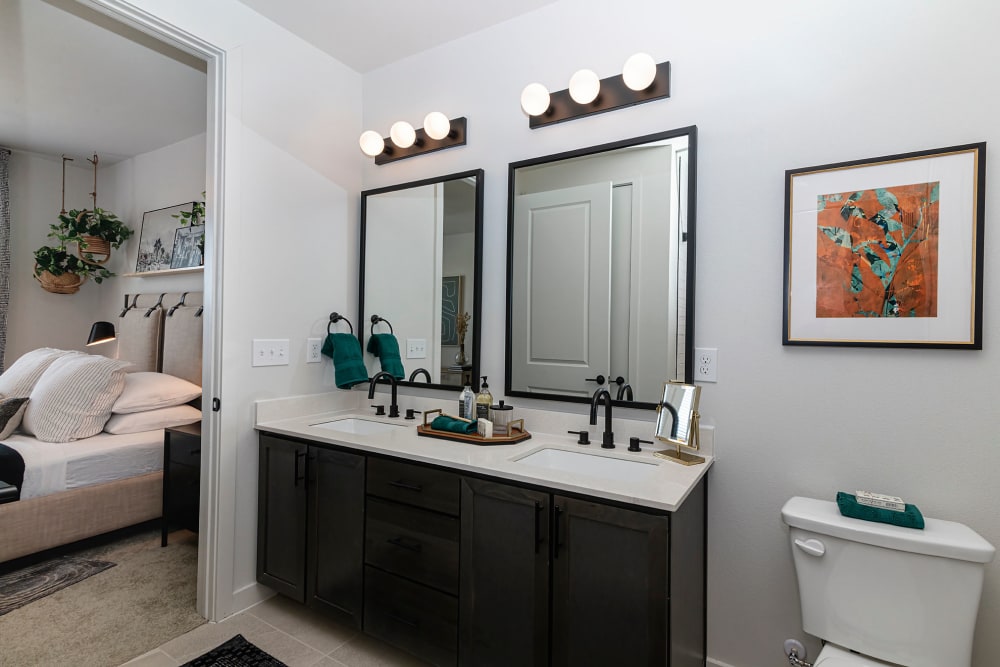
xmin=257 ymin=432 xmax=706 ymax=667
xmin=257 ymin=435 xmax=365 ymax=628
xmin=460 ymin=478 xmax=706 ymax=667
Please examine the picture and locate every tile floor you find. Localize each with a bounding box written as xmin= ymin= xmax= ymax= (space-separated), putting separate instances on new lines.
xmin=122 ymin=594 xmax=429 ymax=667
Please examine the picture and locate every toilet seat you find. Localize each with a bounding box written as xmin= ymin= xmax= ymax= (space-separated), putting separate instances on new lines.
xmin=816 ymin=644 xmax=899 ymax=666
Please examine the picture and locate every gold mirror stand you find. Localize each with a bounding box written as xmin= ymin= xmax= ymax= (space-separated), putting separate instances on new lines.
xmin=653 ymin=410 xmax=705 ymax=466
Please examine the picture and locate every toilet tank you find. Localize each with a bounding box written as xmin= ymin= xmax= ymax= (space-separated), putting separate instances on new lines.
xmin=782 ymin=497 xmax=995 ymax=667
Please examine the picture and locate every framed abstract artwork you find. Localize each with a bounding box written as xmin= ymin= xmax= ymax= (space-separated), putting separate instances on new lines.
xmin=135 ymin=202 xmax=204 ymax=274
xmin=441 ymin=275 xmax=464 ymax=345
xmin=783 ymin=143 xmax=985 ymax=348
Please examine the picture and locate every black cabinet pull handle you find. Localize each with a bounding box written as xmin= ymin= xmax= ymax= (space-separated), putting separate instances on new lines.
xmin=294 ymin=450 xmax=306 ymax=486
xmin=387 ymin=536 xmax=423 ymax=553
xmin=534 ymin=501 xmax=544 ymax=554
xmin=388 ymin=480 xmax=423 ymax=493
xmin=553 ymin=505 xmax=564 ymax=558
xmin=585 ymin=375 xmax=606 ymax=385
xmin=387 ymin=612 xmax=419 ymax=629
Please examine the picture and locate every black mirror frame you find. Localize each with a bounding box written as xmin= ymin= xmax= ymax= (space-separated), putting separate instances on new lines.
xmin=359 ymin=169 xmax=485 ymax=394
xmin=504 ymin=127 xmax=697 ymax=410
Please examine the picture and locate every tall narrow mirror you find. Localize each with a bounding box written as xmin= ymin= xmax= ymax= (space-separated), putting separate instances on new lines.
xmin=505 ymin=128 xmax=696 ymax=408
xmin=360 ymin=170 xmax=484 ymax=391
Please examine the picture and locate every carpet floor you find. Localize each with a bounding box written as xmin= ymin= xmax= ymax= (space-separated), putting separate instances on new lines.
xmin=0 ymin=527 xmax=205 ymax=666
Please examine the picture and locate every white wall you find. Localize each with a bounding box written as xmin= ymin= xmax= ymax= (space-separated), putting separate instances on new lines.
xmin=361 ymin=2 xmax=1000 ymax=666
xmin=6 ymin=151 xmax=104 ymax=362
xmin=122 ymin=0 xmax=363 ymax=618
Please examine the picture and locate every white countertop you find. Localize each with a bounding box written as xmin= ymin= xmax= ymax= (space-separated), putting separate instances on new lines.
xmin=255 ymin=409 xmax=712 ymax=512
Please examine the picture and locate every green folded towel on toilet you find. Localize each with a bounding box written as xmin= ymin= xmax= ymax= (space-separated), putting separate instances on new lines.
xmin=321 ymin=333 xmax=369 ymax=389
xmin=366 ymin=333 xmax=405 ymax=379
xmin=836 ymin=491 xmax=925 ymax=529
xmin=430 ymin=415 xmax=478 ymax=435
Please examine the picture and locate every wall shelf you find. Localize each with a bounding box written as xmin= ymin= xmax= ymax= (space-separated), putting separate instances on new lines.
xmin=122 ymin=266 xmax=203 ymax=278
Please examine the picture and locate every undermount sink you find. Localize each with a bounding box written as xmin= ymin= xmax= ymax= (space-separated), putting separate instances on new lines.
xmin=514 ymin=447 xmax=660 ymax=483
xmin=310 ymin=418 xmax=406 ymax=435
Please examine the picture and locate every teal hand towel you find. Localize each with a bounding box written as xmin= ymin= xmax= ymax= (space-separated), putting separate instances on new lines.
xmin=836 ymin=491 xmax=925 ymax=529
xmin=430 ymin=415 xmax=478 ymax=435
xmin=366 ymin=333 xmax=405 ymax=379
xmin=321 ymin=333 xmax=369 ymax=389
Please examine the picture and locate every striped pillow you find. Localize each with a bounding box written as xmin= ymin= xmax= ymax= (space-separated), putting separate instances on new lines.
xmin=22 ymin=354 xmax=132 ymax=442
xmin=0 ymin=348 xmax=74 ymax=398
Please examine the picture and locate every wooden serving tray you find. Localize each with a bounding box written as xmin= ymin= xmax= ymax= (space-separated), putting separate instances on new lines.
xmin=417 ymin=409 xmax=532 ymax=446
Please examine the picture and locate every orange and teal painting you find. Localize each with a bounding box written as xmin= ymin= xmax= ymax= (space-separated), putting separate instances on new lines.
xmin=816 ymin=182 xmax=939 ymax=318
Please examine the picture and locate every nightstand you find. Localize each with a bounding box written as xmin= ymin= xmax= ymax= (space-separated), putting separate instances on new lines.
xmin=162 ymin=422 xmax=202 ymax=546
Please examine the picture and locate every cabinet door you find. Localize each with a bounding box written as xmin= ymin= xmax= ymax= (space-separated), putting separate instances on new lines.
xmin=460 ymin=478 xmax=549 ymax=667
xmin=257 ymin=435 xmax=308 ymax=602
xmin=551 ymin=495 xmax=669 ymax=667
xmin=307 ymin=447 xmax=365 ymax=627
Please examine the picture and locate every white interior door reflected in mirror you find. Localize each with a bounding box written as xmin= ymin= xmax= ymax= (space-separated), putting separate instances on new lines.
xmin=506 ymin=128 xmax=695 ymax=407
xmin=511 ymin=182 xmax=612 ymax=396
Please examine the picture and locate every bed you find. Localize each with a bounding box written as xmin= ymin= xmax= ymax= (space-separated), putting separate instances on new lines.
xmin=0 ymin=292 xmax=203 ymax=564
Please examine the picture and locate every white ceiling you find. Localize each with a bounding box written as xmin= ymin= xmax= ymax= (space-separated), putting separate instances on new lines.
xmin=0 ymin=0 xmax=207 ymax=164
xmin=234 ymin=0 xmax=557 ymax=73
xmin=0 ymin=0 xmax=555 ymax=164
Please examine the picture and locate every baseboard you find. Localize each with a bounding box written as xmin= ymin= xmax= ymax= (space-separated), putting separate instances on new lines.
xmin=226 ymin=581 xmax=273 ymax=619
xmin=707 ymin=657 xmax=740 ymax=667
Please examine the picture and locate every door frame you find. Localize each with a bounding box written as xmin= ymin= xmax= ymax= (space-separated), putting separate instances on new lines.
xmin=79 ymin=0 xmax=227 ymax=622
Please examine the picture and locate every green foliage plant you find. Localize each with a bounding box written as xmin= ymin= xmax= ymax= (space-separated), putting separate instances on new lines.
xmin=33 ymin=245 xmax=113 ymax=284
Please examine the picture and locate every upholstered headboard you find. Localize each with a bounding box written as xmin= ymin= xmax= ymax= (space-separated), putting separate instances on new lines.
xmin=117 ymin=292 xmax=203 ymax=386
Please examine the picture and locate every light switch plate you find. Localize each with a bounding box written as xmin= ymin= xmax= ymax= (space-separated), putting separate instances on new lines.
xmin=252 ymin=339 xmax=290 ymax=367
xmin=406 ymin=338 xmax=427 ymax=359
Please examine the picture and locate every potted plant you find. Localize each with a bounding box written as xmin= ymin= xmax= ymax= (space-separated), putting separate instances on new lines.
xmin=33 ymin=244 xmax=113 ymax=294
xmin=52 ymin=207 xmax=134 ymax=265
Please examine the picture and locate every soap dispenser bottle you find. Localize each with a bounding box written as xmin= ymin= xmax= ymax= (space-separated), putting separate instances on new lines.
xmin=459 ymin=381 xmax=475 ymax=420
xmin=476 ymin=376 xmax=493 ymax=421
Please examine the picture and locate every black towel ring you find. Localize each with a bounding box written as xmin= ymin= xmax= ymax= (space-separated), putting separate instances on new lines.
xmin=328 ymin=312 xmax=354 ymax=335
xmin=370 ymin=315 xmax=394 ymax=335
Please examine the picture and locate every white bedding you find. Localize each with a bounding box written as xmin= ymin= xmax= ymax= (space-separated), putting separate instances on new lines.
xmin=3 ymin=430 xmax=164 ymax=500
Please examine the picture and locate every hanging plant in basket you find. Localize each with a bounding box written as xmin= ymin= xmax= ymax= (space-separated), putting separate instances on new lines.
xmin=33 ymin=245 xmax=113 ymax=294
xmin=52 ymin=207 xmax=134 ymax=265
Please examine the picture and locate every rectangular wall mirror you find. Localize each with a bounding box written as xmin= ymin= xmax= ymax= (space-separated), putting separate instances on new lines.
xmin=360 ymin=169 xmax=484 ymax=391
xmin=505 ymin=127 xmax=696 ymax=408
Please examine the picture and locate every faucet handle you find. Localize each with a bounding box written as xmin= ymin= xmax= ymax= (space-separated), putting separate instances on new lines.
xmin=405 ymin=408 xmax=421 ymax=420
xmin=371 ymin=404 xmax=386 ymax=416
xmin=567 ymin=430 xmax=590 ymax=445
xmin=628 ymin=437 xmax=653 ymax=452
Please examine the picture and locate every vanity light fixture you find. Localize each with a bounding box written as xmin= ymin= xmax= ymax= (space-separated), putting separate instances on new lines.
xmin=521 ymin=52 xmax=671 ymax=129
xmin=359 ymin=115 xmax=468 ymax=165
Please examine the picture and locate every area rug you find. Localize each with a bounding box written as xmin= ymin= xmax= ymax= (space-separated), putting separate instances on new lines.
xmin=0 ymin=556 xmax=115 ymax=616
xmin=181 ymin=634 xmax=288 ymax=667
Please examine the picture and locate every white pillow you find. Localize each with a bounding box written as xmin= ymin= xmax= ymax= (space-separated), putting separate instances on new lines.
xmin=112 ymin=372 xmax=202 ymax=414
xmin=0 ymin=348 xmax=75 ymax=399
xmin=104 ymin=405 xmax=201 ymax=435
xmin=22 ymin=354 xmax=132 ymax=442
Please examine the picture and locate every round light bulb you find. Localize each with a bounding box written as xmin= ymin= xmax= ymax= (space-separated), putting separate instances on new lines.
xmin=359 ymin=130 xmax=385 ymax=157
xmin=389 ymin=121 xmax=416 ymax=148
xmin=622 ymin=52 xmax=657 ymax=91
xmin=520 ymin=83 xmax=551 ymax=116
xmin=423 ymin=112 xmax=451 ymax=140
xmin=568 ymin=69 xmax=601 ymax=105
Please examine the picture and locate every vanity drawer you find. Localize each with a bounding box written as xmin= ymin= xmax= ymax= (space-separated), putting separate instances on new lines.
xmin=364 ymin=566 xmax=457 ymax=667
xmin=365 ymin=497 xmax=459 ymax=595
xmin=367 ymin=458 xmax=459 ymax=516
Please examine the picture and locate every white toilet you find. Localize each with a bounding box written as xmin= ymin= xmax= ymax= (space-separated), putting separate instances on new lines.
xmin=781 ymin=496 xmax=995 ymax=667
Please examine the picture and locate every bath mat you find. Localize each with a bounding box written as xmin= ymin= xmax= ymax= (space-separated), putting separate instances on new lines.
xmin=181 ymin=634 xmax=288 ymax=666
xmin=0 ymin=556 xmax=115 ymax=616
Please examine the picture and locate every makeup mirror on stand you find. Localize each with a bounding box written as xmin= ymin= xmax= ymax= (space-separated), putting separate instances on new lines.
xmin=653 ymin=381 xmax=703 ymax=465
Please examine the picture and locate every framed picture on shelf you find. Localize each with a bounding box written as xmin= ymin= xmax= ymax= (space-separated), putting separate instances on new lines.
xmin=783 ymin=143 xmax=985 ymax=349
xmin=441 ymin=275 xmax=464 ymax=345
xmin=135 ymin=202 xmax=204 ymax=273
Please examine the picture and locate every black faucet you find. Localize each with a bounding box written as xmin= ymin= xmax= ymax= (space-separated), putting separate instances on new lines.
xmin=590 ymin=388 xmax=615 ymax=449
xmin=616 ymin=383 xmax=633 ymax=401
xmin=408 ymin=368 xmax=431 ymax=383
xmin=660 ymin=401 xmax=679 ymax=439
xmin=368 ymin=371 xmax=400 ymax=418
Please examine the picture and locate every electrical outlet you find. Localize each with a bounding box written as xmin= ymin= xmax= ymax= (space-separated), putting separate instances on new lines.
xmin=306 ymin=337 xmax=322 ymax=363
xmin=406 ymin=338 xmax=427 ymax=359
xmin=694 ymin=347 xmax=717 ymax=382
xmin=252 ymin=339 xmax=290 ymax=367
